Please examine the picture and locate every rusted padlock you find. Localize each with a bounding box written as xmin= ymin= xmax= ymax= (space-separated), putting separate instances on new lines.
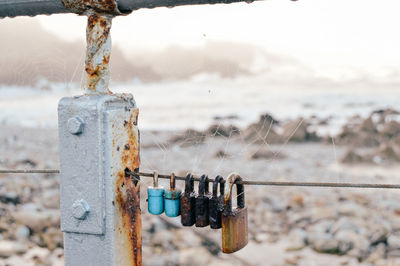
xmin=180 ymin=173 xmax=196 ymax=226
xmin=195 ymin=174 xmax=212 ymax=227
xmin=222 ymin=173 xmax=248 ymax=253
xmin=209 ymin=175 xmax=224 ymax=229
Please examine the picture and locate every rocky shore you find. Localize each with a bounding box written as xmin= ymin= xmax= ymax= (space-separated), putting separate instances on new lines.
xmin=1 ymin=109 xmax=400 ymax=265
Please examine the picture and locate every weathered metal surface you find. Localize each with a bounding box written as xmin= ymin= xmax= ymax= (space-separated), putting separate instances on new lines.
xmin=195 ymin=174 xmax=211 ymax=227
xmin=61 ymin=0 xmax=123 ymax=15
xmin=0 ymin=0 xmax=264 ymax=18
xmin=113 ymin=103 xmax=141 ymax=266
xmin=209 ymin=175 xmax=224 ymax=229
xmin=180 ymin=173 xmax=196 ymax=226
xmin=58 ymin=94 xmax=141 ymax=266
xmin=84 ymin=13 xmax=113 ymax=94
xmin=118 ymin=0 xmax=257 ymax=12
xmin=221 ymin=173 xmax=248 ymax=253
xmin=0 ymin=0 xmax=68 ymax=18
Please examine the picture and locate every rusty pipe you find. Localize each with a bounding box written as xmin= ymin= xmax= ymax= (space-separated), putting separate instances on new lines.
xmin=0 ymin=0 xmax=68 ymax=18
xmin=0 ymin=0 xmax=262 ymax=18
xmin=85 ymin=12 xmax=112 ymax=94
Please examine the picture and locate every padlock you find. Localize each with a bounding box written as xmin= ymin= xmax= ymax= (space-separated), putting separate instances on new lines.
xmin=209 ymin=175 xmax=224 ymax=229
xmin=164 ymin=173 xmax=182 ymax=217
xmin=180 ymin=173 xmax=196 ymax=226
xmin=195 ymin=174 xmax=212 ymax=227
xmin=147 ymin=171 xmax=165 ymax=215
xmin=222 ymin=173 xmax=248 ymax=253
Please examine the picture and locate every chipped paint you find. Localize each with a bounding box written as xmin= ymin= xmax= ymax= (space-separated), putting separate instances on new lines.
xmin=112 ymin=107 xmax=141 ymax=266
xmin=59 ymin=94 xmax=141 ymax=265
xmin=61 ymin=0 xmax=122 ymax=15
xmin=84 ymin=12 xmax=113 ymax=94
xmin=115 ymin=171 xmax=142 ymax=265
xmin=61 ymin=0 xmax=128 ymax=94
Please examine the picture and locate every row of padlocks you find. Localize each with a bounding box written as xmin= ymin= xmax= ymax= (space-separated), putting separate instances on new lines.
xmin=147 ymin=172 xmax=248 ymax=253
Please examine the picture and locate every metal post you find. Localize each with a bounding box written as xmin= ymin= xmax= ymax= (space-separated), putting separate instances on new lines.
xmin=58 ymin=94 xmax=141 ymax=266
xmin=85 ymin=12 xmax=113 ymax=94
xmin=58 ymin=12 xmax=142 ymax=266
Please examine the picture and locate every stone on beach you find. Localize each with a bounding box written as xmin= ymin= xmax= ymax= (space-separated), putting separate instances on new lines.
xmin=0 ymin=240 xmax=28 ymax=258
xmin=282 ymin=118 xmax=320 ymax=142
xmin=169 ymin=129 xmax=206 ymax=147
xmin=12 ymin=209 xmax=60 ymax=232
xmin=242 ymin=113 xmax=283 ymax=144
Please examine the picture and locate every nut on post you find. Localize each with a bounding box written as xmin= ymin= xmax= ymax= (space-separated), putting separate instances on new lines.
xmin=72 ymin=199 xmax=90 ymax=220
xmin=68 ymin=117 xmax=85 ymax=135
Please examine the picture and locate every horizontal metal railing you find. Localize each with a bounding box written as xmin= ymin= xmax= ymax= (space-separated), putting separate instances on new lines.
xmin=0 ymin=0 xmax=262 ymax=18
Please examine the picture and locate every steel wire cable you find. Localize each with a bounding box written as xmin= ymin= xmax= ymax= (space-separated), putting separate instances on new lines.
xmin=0 ymin=169 xmax=60 ymax=174
xmin=1 ymin=169 xmax=400 ymax=189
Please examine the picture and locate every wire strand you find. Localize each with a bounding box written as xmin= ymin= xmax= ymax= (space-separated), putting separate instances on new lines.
xmin=133 ymin=171 xmax=400 ymax=189
xmin=1 ymin=169 xmax=400 ymax=189
xmin=0 ymin=169 xmax=60 ymax=174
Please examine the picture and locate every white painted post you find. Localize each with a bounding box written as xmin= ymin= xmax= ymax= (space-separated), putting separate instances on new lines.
xmin=58 ymin=94 xmax=141 ymax=266
xmin=58 ymin=11 xmax=142 ymax=266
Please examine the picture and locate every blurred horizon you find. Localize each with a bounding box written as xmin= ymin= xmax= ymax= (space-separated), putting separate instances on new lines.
xmin=1 ymin=0 xmax=400 ymax=131
xmin=1 ymin=0 xmax=400 ymax=89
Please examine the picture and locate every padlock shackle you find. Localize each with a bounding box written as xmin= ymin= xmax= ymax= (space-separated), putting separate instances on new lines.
xmin=184 ymin=173 xmax=194 ymax=194
xmin=153 ymin=170 xmax=159 ymax=188
xmin=212 ymin=175 xmax=224 ymax=198
xmin=170 ymin=172 xmax=176 ymax=190
xmin=223 ymin=173 xmax=245 ymax=212
xmin=198 ymin=174 xmax=209 ymax=196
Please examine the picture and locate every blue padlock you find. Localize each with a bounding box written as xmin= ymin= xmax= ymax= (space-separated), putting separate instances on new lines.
xmin=164 ymin=173 xmax=182 ymax=217
xmin=147 ymin=171 xmax=165 ymax=215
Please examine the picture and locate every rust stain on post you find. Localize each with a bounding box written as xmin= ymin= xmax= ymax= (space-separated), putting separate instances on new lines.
xmin=85 ymin=12 xmax=113 ymax=94
xmin=116 ymin=172 xmax=142 ymax=265
xmin=61 ymin=0 xmax=124 ymax=94
xmin=120 ymin=110 xmax=140 ymax=168
xmin=115 ymin=110 xmax=141 ymax=265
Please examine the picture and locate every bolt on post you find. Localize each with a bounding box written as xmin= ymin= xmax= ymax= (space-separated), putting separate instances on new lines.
xmin=58 ymin=4 xmax=141 ymax=266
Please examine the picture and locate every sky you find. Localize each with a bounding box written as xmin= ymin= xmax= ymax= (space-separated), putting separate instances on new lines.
xmin=34 ymin=0 xmax=400 ymax=77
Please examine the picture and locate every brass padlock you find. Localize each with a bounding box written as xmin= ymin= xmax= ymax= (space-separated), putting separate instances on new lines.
xmin=195 ymin=174 xmax=212 ymax=227
xmin=209 ymin=175 xmax=224 ymax=229
xmin=180 ymin=173 xmax=196 ymax=226
xmin=222 ymin=173 xmax=248 ymax=253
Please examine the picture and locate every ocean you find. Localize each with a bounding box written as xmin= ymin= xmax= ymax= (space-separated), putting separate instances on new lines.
xmin=1 ymin=74 xmax=399 ymax=136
